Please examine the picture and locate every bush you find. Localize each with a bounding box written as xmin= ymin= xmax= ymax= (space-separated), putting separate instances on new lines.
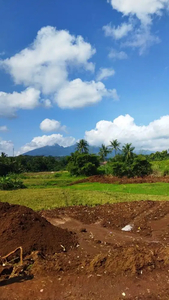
xmin=0 ymin=176 xmax=26 ymax=190
xmin=131 ymin=155 xmax=152 ymax=177
xmin=107 ymin=155 xmax=152 ymax=178
xmin=67 ymin=152 xmax=100 ymax=176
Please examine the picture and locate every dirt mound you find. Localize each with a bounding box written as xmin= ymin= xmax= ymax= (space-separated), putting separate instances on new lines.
xmin=70 ymin=175 xmax=169 ymax=185
xmin=2 ymin=201 xmax=169 ymax=299
xmin=0 ymin=202 xmax=77 ymax=257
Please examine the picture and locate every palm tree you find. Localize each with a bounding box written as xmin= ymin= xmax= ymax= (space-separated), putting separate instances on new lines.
xmin=99 ymin=144 xmax=111 ymax=161
xmin=110 ymin=139 xmax=121 ymax=156
xmin=76 ymin=139 xmax=89 ymax=154
xmin=122 ymin=143 xmax=135 ymax=160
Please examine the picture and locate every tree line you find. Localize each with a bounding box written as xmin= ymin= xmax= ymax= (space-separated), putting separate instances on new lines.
xmin=68 ymin=139 xmax=152 ymax=178
xmin=0 ymin=153 xmax=67 ymax=176
xmin=0 ymin=139 xmax=169 ymax=178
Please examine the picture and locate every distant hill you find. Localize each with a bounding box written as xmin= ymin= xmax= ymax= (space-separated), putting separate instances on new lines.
xmin=23 ymin=144 xmax=101 ymax=157
xmin=23 ymin=143 xmax=153 ymax=157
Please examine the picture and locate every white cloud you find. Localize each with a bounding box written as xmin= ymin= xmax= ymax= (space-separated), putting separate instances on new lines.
xmin=0 ymin=87 xmax=40 ymax=118
xmin=107 ymin=0 xmax=169 ymax=24
xmin=1 ymin=26 xmax=95 ymax=95
xmin=105 ymin=0 xmax=169 ymax=54
xmin=0 ymin=126 xmax=8 ymax=132
xmin=103 ymin=23 xmax=133 ymax=39
xmin=19 ymin=134 xmax=76 ymax=154
xmin=96 ymin=68 xmax=115 ymax=81
xmin=123 ymin=25 xmax=160 ymax=55
xmin=55 ymin=79 xmax=119 ymax=108
xmin=85 ymin=114 xmax=169 ymax=151
xmin=0 ymin=138 xmax=13 ymax=155
xmin=1 ymin=26 xmax=117 ymax=112
xmin=108 ymin=49 xmax=128 ymax=60
xmin=40 ymin=118 xmax=66 ymax=132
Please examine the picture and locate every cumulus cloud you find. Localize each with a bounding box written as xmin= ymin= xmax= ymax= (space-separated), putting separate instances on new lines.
xmin=107 ymin=0 xmax=169 ymax=24
xmin=96 ymin=68 xmax=115 ymax=81
xmin=85 ymin=114 xmax=169 ymax=151
xmin=19 ymin=134 xmax=76 ymax=154
xmin=108 ymin=49 xmax=128 ymax=60
xmin=0 ymin=26 xmax=117 ymax=113
xmin=0 ymin=138 xmax=13 ymax=155
xmin=40 ymin=119 xmax=66 ymax=132
xmin=105 ymin=0 xmax=169 ymax=54
xmin=55 ymin=79 xmax=119 ymax=108
xmin=0 ymin=126 xmax=8 ymax=132
xmin=2 ymin=26 xmax=95 ymax=94
xmin=103 ymin=22 xmax=133 ymax=39
xmin=0 ymin=88 xmax=40 ymax=118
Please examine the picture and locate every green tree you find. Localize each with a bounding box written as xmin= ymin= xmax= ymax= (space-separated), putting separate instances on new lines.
xmin=76 ymin=139 xmax=89 ymax=154
xmin=132 ymin=155 xmax=152 ymax=177
xmin=110 ymin=139 xmax=121 ymax=156
xmin=122 ymin=143 xmax=135 ymax=161
xmin=99 ymin=144 xmax=111 ymax=161
xmin=67 ymin=152 xmax=99 ymax=176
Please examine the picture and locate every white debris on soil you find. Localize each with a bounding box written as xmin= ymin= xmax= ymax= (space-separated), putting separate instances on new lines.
xmin=122 ymin=224 xmax=133 ymax=232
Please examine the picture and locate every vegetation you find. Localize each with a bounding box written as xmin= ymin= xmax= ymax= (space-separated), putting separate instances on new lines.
xmin=0 ymin=153 xmax=68 ymax=175
xmin=76 ymin=139 xmax=89 ymax=154
xmin=67 ymin=152 xmax=100 ymax=176
xmin=99 ymin=144 xmax=111 ymax=161
xmin=0 ymin=171 xmax=169 ymax=211
xmin=0 ymin=175 xmax=25 ymax=190
xmin=110 ymin=139 xmax=121 ymax=156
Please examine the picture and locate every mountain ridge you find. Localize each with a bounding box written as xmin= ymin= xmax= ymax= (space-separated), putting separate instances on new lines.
xmin=23 ymin=143 xmax=152 ymax=157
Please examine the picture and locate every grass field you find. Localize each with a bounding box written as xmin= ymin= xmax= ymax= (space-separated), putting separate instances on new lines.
xmin=0 ymin=171 xmax=169 ymax=210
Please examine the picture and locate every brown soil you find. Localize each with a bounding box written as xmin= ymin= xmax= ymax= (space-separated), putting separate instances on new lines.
xmin=0 ymin=202 xmax=77 ymax=257
xmin=2 ymin=201 xmax=169 ymax=299
xmin=69 ymin=175 xmax=169 ymax=185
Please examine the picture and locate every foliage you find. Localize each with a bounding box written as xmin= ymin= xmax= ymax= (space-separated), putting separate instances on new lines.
xmin=0 ymin=153 xmax=68 ymax=175
xmin=0 ymin=175 xmax=26 ymax=190
xmin=109 ymin=139 xmax=121 ymax=155
xmin=122 ymin=143 xmax=135 ymax=161
xmin=107 ymin=154 xmax=152 ymax=178
xmin=76 ymin=139 xmax=89 ymax=154
xmin=148 ymin=150 xmax=169 ymax=161
xmin=67 ymin=152 xmax=100 ymax=176
xmin=99 ymin=144 xmax=111 ymax=161
xmin=131 ymin=155 xmax=152 ymax=177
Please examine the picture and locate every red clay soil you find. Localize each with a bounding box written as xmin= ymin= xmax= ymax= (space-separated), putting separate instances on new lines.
xmin=69 ymin=174 xmax=169 ymax=185
xmin=2 ymin=200 xmax=169 ymax=299
xmin=0 ymin=202 xmax=77 ymax=257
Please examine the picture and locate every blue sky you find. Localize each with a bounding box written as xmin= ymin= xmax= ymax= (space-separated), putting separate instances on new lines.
xmin=0 ymin=0 xmax=169 ymax=155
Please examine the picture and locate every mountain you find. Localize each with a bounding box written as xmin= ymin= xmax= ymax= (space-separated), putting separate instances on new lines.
xmin=23 ymin=144 xmax=101 ymax=157
xmin=23 ymin=143 xmax=153 ymax=157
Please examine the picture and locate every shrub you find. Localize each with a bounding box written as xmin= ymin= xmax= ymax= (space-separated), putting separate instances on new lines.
xmin=131 ymin=155 xmax=152 ymax=177
xmin=107 ymin=155 xmax=152 ymax=178
xmin=67 ymin=152 xmax=100 ymax=176
xmin=0 ymin=176 xmax=26 ymax=190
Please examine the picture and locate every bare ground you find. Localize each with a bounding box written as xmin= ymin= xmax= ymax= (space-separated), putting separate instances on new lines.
xmin=1 ymin=201 xmax=169 ymax=299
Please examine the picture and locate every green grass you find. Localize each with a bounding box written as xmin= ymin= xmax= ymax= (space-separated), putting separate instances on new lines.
xmin=1 ymin=187 xmax=169 ymax=211
xmin=1 ymin=170 xmax=169 ymax=211
xmin=21 ymin=171 xmax=85 ymax=188
xmin=67 ymin=181 xmax=169 ymax=196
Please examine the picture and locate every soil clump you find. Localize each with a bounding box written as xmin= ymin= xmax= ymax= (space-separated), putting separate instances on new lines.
xmin=0 ymin=202 xmax=77 ymax=258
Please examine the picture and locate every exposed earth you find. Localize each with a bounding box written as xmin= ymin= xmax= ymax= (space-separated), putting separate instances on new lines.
xmin=69 ymin=174 xmax=169 ymax=185
xmin=1 ymin=200 xmax=169 ymax=299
